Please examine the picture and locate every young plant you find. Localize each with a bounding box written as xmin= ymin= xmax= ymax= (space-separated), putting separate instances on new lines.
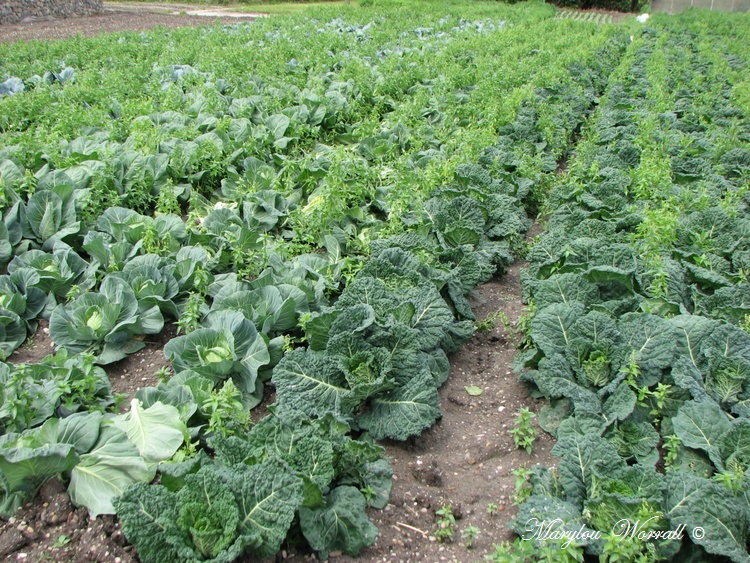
xmin=662 ymin=434 xmax=681 ymax=470
xmin=202 ymin=379 xmax=251 ymax=438
xmin=509 ymin=408 xmax=539 ymax=454
xmin=511 ymin=467 xmax=533 ymax=505
xmin=461 ymin=525 xmax=480 ymax=549
xmin=475 ymin=310 xmax=512 ymax=334
xmin=434 ymin=504 xmax=456 ymax=543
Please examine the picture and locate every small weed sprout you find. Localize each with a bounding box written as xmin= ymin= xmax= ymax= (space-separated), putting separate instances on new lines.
xmin=475 ymin=310 xmax=514 ymax=336
xmin=155 ymin=366 xmax=172 ymax=383
xmin=509 ymin=408 xmax=539 ymax=454
xmin=486 ymin=502 xmax=499 ymax=516
xmin=511 ymin=467 xmax=533 ymax=505
xmin=662 ymin=434 xmax=681 ymax=469
xmin=461 ymin=525 xmax=480 ymax=548
xmin=434 ymin=504 xmax=456 ymax=543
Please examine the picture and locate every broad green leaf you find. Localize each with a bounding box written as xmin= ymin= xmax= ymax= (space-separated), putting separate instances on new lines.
xmin=113 ymin=400 xmax=187 ymax=463
xmin=357 ymin=370 xmax=440 ymax=441
xmin=531 ymin=302 xmax=586 ymax=357
xmin=602 ymin=381 xmax=636 ymax=426
xmin=272 ymin=348 xmax=356 ymax=418
xmin=664 ymin=470 xmax=750 ymax=563
xmin=0 ymin=442 xmax=77 ymax=516
xmin=56 ymin=411 xmax=103 ymax=454
xmin=552 ymin=433 xmax=624 ymax=508
xmin=235 ymin=458 xmax=304 ymax=559
xmin=115 ymin=483 xmax=180 ymax=563
xmin=69 ymin=426 xmax=154 ymax=516
xmin=672 ymin=400 xmax=731 ymax=470
xmin=266 ymin=114 xmax=290 ymax=140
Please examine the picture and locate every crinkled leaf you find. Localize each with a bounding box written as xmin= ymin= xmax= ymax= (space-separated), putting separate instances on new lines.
xmin=357 ymin=370 xmax=440 ymax=440
xmin=664 ymin=470 xmax=749 ymax=563
xmin=299 ymin=486 xmax=378 ymax=559
xmin=672 ymin=400 xmax=730 ymax=470
xmin=272 ymin=348 xmax=356 ymax=418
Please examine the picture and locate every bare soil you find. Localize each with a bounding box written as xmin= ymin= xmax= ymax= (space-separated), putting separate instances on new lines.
xmin=0 ymin=6 xmax=558 ymax=562
xmin=0 ymin=3 xmax=259 ymax=44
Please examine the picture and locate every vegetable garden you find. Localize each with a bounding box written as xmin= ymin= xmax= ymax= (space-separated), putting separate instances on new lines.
xmin=1 ymin=1 xmax=750 ymax=561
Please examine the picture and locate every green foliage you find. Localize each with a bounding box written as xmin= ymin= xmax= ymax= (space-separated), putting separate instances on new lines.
xmin=434 ymin=504 xmax=456 ymax=543
xmin=3 ymin=4 xmax=750 ymax=562
xmin=509 ymin=408 xmax=539 ymax=454
xmin=462 ymin=525 xmax=480 ymax=548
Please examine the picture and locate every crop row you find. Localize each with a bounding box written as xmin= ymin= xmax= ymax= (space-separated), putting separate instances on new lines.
xmin=514 ymin=18 xmax=750 ymax=563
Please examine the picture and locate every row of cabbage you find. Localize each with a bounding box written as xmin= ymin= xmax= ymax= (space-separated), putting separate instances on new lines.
xmin=514 ymin=18 xmax=750 ymax=563
xmin=0 ymin=5 xmax=631 ymax=561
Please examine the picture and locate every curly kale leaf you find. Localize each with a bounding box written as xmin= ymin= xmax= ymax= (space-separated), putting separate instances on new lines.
xmin=117 ymin=458 xmax=304 ymax=563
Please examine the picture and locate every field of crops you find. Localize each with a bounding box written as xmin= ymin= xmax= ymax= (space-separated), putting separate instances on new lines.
xmin=1 ymin=1 xmax=750 ymax=561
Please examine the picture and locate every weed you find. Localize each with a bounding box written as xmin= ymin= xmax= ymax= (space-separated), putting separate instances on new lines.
xmin=434 ymin=504 xmax=456 ymax=543
xmin=202 ymin=379 xmax=251 ymax=437
xmin=52 ymin=534 xmax=71 ymax=549
xmin=475 ymin=310 xmax=513 ymax=335
xmin=462 ymin=525 xmax=480 ymax=548
xmin=509 ymin=408 xmax=539 ymax=454
xmin=662 ymin=434 xmax=681 ymax=469
xmin=511 ymin=467 xmax=533 ymax=505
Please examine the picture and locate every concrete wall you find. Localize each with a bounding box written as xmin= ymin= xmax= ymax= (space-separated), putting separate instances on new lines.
xmin=651 ymin=0 xmax=749 ymax=13
xmin=0 ymin=0 xmax=104 ymax=25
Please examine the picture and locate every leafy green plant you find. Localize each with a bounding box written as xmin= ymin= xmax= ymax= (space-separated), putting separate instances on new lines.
xmin=509 ymin=408 xmax=539 ymax=454
xmin=462 ymin=525 xmax=480 ymax=548
xmin=662 ymin=434 xmax=681 ymax=469
xmin=49 ymin=275 xmax=164 ymax=364
xmin=434 ymin=504 xmax=456 ymax=543
xmin=475 ymin=310 xmax=512 ymax=334
xmin=202 ymin=380 xmax=250 ymax=438
xmin=511 ymin=466 xmax=533 ymax=505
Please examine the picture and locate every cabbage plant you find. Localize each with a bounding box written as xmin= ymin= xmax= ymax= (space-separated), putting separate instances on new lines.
xmin=49 ymin=275 xmax=164 ymax=364
xmin=164 ymin=310 xmax=270 ymax=403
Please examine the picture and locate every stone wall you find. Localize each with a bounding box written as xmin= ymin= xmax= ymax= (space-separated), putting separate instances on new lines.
xmin=651 ymin=0 xmax=749 ymax=12
xmin=0 ymin=0 xmax=103 ymax=25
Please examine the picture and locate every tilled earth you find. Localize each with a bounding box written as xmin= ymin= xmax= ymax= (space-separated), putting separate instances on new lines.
xmin=0 ymin=4 xmax=259 ymax=44
xmin=0 ymin=6 xmax=557 ymax=562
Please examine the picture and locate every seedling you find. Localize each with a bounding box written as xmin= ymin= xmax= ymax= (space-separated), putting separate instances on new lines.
xmin=461 ymin=525 xmax=480 ymax=548
xmin=486 ymin=502 xmax=499 ymax=516
xmin=509 ymin=408 xmax=539 ymax=454
xmin=52 ymin=534 xmax=71 ymax=549
xmin=475 ymin=310 xmax=513 ymax=334
xmin=662 ymin=434 xmax=681 ymax=469
xmin=155 ymin=366 xmax=172 ymax=383
xmin=434 ymin=504 xmax=456 ymax=543
xmin=511 ymin=467 xmax=533 ymax=505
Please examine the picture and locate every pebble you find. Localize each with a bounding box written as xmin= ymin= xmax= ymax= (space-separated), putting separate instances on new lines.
xmin=16 ymin=555 xmax=27 ymax=560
